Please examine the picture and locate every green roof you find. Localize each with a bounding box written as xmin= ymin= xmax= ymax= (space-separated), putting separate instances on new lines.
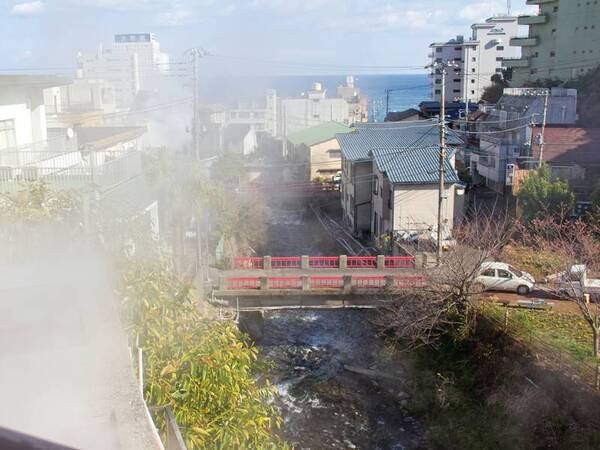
xmin=287 ymin=121 xmax=352 ymax=147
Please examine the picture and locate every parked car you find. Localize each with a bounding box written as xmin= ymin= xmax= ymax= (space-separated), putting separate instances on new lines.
xmin=474 ymin=262 xmax=535 ymax=295
xmin=331 ymin=171 xmax=342 ymax=184
xmin=545 ymin=264 xmax=600 ymax=298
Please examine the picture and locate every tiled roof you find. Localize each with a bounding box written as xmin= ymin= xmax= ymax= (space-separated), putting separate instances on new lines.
xmin=337 ymin=122 xmax=462 ymax=161
xmin=371 ymin=146 xmax=460 ymax=185
xmin=531 ymin=126 xmax=600 ymax=166
xmin=287 ymin=121 xmax=352 ymax=147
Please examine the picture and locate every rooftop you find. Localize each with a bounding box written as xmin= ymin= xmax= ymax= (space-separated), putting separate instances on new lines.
xmin=337 ymin=122 xmax=462 ymax=161
xmin=0 ymin=75 xmax=71 ymax=90
xmin=531 ymin=126 xmax=600 ymax=166
xmin=371 ymin=146 xmax=460 ymax=185
xmin=287 ymin=121 xmax=352 ymax=147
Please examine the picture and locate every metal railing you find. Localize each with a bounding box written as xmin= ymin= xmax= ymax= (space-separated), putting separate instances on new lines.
xmin=0 ymin=150 xmax=142 ymax=194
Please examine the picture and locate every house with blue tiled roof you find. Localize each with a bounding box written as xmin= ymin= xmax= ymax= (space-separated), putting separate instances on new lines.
xmin=369 ymin=146 xmax=463 ymax=249
xmin=337 ymin=121 xmax=464 ymax=240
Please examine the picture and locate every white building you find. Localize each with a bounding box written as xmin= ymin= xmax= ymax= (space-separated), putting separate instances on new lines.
xmin=280 ymin=83 xmax=352 ymax=140
xmin=430 ymin=16 xmax=520 ymax=103
xmin=79 ymin=33 xmax=170 ymax=109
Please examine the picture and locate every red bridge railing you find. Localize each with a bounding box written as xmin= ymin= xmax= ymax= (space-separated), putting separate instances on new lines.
xmin=221 ymin=275 xmax=425 ymax=291
xmin=384 ymin=257 xmax=415 ymax=269
xmin=268 ymin=276 xmax=302 ymax=290
xmin=310 ymin=276 xmax=344 ymax=289
xmin=347 ymin=256 xmax=377 ymax=268
xmin=271 ymin=257 xmax=302 ymax=269
xmin=309 ymin=256 xmax=339 ymax=269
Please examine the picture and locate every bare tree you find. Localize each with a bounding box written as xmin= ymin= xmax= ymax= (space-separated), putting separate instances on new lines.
xmin=519 ymin=217 xmax=600 ymax=361
xmin=375 ymin=211 xmax=514 ymax=348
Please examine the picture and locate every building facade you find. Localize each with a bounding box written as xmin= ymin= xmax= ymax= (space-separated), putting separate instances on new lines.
xmin=430 ymin=16 xmax=520 ymax=103
xmin=79 ymin=33 xmax=170 ymax=108
xmin=505 ymin=0 xmax=600 ymax=85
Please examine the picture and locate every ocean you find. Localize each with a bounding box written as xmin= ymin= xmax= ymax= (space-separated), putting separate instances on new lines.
xmin=198 ymin=74 xmax=430 ymax=123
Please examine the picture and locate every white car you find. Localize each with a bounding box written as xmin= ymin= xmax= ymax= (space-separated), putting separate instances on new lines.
xmin=474 ymin=262 xmax=535 ymax=295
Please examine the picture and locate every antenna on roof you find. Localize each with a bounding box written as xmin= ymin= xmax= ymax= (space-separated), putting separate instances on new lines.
xmin=507 ymin=0 xmax=511 ymax=15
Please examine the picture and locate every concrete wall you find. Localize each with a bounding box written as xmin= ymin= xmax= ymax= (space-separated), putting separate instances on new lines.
xmin=281 ymin=97 xmax=350 ymax=138
xmin=392 ymin=184 xmax=456 ymax=233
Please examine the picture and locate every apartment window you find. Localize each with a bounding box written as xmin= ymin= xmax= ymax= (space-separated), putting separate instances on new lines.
xmin=496 ymin=57 xmax=504 ymax=61
xmin=453 ymin=89 xmax=461 ymax=93
xmin=454 ymin=46 xmax=462 ymax=51
xmin=436 ymin=47 xmax=442 ymax=53
xmin=435 ymin=89 xmax=441 ymax=94
xmin=0 ymin=119 xmax=16 ymax=150
xmin=497 ymin=45 xmax=504 ymax=51
xmin=388 ymin=188 xmax=392 ymax=210
xmin=472 ymin=68 xmax=476 ymax=73
xmin=453 ymin=78 xmax=461 ymax=82
xmin=454 ymin=68 xmax=461 ymax=73
xmin=328 ymin=150 xmax=341 ymax=158
xmin=471 ymin=90 xmax=476 ymax=95
xmin=472 ymin=57 xmax=476 ymax=62
xmin=553 ymin=6 xmax=558 ymax=12
xmin=471 ymin=79 xmax=475 ymax=83
xmin=435 ymin=79 xmax=442 ymax=84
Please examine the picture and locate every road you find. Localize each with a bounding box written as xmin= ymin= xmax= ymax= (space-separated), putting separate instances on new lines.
xmin=0 ymin=245 xmax=160 ymax=449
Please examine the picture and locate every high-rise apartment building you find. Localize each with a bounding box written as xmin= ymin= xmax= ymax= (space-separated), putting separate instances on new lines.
xmin=503 ymin=0 xmax=600 ymax=85
xmin=79 ymin=33 xmax=170 ymax=108
xmin=429 ymin=16 xmax=520 ymax=102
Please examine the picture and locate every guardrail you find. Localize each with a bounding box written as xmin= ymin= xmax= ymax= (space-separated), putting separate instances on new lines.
xmin=232 ymin=255 xmax=415 ymax=270
xmin=221 ymin=274 xmax=425 ymax=292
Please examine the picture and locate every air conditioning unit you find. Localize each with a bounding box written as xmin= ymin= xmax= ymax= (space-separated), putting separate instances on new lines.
xmin=505 ymin=163 xmax=515 ymax=186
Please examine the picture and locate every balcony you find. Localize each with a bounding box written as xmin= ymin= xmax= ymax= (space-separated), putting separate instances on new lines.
xmin=526 ymin=0 xmax=557 ymax=4
xmin=502 ymin=57 xmax=531 ymax=68
xmin=518 ymin=14 xmax=548 ymax=25
xmin=0 ymin=150 xmax=142 ymax=194
xmin=510 ymin=37 xmax=538 ymax=47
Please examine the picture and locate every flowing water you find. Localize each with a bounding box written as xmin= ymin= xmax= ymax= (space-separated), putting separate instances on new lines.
xmin=256 ymin=209 xmax=423 ymax=449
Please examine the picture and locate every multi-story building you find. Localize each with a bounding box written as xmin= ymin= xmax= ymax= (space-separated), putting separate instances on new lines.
xmin=280 ymin=83 xmax=352 ymax=140
xmin=430 ymin=16 xmax=520 ymax=102
xmin=470 ymin=87 xmax=578 ymax=194
xmin=337 ymin=122 xmax=463 ymax=239
xmin=79 ymin=33 xmax=170 ymax=108
xmin=504 ymin=0 xmax=600 ymax=85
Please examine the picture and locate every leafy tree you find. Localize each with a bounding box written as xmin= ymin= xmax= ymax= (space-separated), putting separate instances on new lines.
xmin=481 ymin=73 xmax=509 ymax=103
xmin=121 ymin=261 xmax=286 ymax=449
xmin=0 ymin=181 xmax=81 ymax=261
xmin=517 ymin=164 xmax=575 ymax=221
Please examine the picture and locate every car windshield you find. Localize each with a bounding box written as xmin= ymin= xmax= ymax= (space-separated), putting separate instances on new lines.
xmin=508 ymin=265 xmax=523 ymax=277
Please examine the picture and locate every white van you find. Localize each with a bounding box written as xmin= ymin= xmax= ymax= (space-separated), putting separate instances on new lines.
xmin=474 ymin=262 xmax=535 ymax=295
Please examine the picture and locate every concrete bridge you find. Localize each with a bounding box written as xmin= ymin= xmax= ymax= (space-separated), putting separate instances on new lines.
xmin=212 ymin=255 xmax=424 ymax=311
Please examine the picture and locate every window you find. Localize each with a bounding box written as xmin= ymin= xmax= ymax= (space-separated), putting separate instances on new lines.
xmin=496 ymin=56 xmax=503 ymax=61
xmin=328 ymin=149 xmax=341 ymax=158
xmin=453 ymin=89 xmax=461 ymax=93
xmin=472 ymin=68 xmax=476 ymax=73
xmin=471 ymin=90 xmax=475 ymax=95
xmin=472 ymin=57 xmax=476 ymax=62
xmin=435 ymin=89 xmax=441 ymax=94
xmin=373 ymin=176 xmax=379 ymax=195
xmin=435 ymin=79 xmax=442 ymax=84
xmin=0 ymin=119 xmax=16 ymax=150
xmin=497 ymin=45 xmax=504 ymax=51
xmin=436 ymin=47 xmax=443 ymax=53
xmin=388 ymin=188 xmax=392 ymax=210
xmin=471 ymin=79 xmax=475 ymax=83
xmin=497 ymin=269 xmax=512 ymax=279
xmin=481 ymin=269 xmax=495 ymax=277
xmin=454 ymin=46 xmax=462 ymax=51
xmin=553 ymin=6 xmax=558 ymax=12
xmin=453 ymin=78 xmax=461 ymax=82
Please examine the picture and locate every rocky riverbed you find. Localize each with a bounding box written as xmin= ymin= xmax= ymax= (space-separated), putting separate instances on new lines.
xmin=259 ymin=309 xmax=422 ymax=449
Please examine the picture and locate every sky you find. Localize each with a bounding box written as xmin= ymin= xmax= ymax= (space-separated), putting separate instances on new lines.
xmin=0 ymin=0 xmax=537 ymax=75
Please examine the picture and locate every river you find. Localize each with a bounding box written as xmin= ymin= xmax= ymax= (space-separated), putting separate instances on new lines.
xmin=257 ymin=207 xmax=422 ymax=449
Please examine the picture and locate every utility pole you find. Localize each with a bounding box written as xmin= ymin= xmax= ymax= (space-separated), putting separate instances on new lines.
xmin=427 ymin=61 xmax=457 ymax=266
xmin=187 ymin=47 xmax=207 ymax=160
xmin=538 ymin=89 xmax=549 ymax=166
